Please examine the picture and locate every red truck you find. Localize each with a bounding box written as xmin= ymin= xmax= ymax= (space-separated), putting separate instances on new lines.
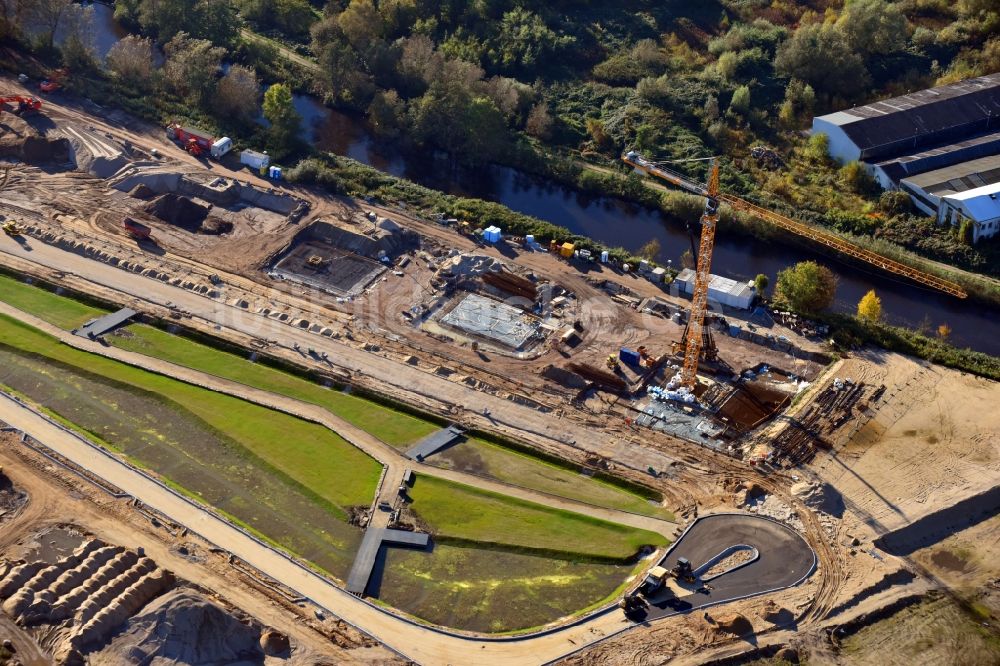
xmin=123 ymin=217 xmax=151 ymax=240
xmin=165 ymin=123 xmax=232 ymax=158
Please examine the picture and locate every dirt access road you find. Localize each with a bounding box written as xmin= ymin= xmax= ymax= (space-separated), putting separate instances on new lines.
xmin=0 ymin=389 xmax=648 ymax=666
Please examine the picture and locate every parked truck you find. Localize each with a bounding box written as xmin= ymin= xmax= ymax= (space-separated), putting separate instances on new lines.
xmin=166 ymin=123 xmax=231 ymax=159
xmin=122 ymin=217 xmax=151 ymax=240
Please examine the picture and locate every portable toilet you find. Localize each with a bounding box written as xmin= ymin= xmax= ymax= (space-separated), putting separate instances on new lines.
xmin=600 ymin=250 xmax=609 ymax=263
xmin=525 ymin=234 xmax=534 ymax=245
xmin=639 ymin=259 xmax=650 ymax=272
xmin=619 ymin=348 xmax=641 ymax=366
xmin=560 ymin=242 xmax=575 ymax=258
xmin=549 ymin=239 xmax=559 ymax=253
xmin=623 ymin=263 xmax=630 ymax=272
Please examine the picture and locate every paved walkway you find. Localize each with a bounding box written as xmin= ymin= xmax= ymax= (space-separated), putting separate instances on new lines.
xmin=0 ymin=300 xmax=677 ymax=540
xmin=0 ymin=390 xmax=637 ymax=665
xmin=346 ymin=528 xmax=430 ymax=595
xmin=74 ymin=306 xmax=136 ymax=338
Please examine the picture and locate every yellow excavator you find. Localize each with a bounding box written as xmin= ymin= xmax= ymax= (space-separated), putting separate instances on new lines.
xmin=2 ymin=219 xmax=24 ymax=236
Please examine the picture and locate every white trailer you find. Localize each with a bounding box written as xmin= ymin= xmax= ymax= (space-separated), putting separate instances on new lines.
xmin=210 ymin=137 xmax=232 ymax=159
xmin=240 ymin=149 xmax=270 ymax=170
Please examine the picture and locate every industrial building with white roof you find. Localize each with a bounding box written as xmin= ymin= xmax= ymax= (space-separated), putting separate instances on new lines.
xmin=811 ymin=73 xmax=1000 ymax=242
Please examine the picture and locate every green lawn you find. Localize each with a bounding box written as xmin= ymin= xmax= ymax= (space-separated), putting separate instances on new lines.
xmin=0 ymin=274 xmax=437 ymax=447
xmin=432 ymin=437 xmax=674 ymax=520
xmin=407 ymin=476 xmax=667 ymax=560
xmin=0 ymin=313 xmax=382 ymax=511
xmin=0 ymin=274 xmax=106 ymax=329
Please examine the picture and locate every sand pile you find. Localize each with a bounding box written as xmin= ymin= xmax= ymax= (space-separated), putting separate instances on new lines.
xmin=760 ymin=600 xmax=794 ymax=625
xmin=144 ymin=195 xmax=209 ymax=232
xmin=791 ymin=481 xmax=844 ymax=517
xmin=712 ymin=612 xmax=753 ymax=637
xmin=88 ymin=589 xmax=264 ymax=665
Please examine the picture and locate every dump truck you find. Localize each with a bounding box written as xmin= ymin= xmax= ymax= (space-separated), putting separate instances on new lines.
xmin=640 ymin=565 xmax=670 ymax=595
xmin=122 ymin=217 xmax=151 ymax=240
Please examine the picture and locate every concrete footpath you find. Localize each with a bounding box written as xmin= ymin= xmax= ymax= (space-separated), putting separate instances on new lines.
xmin=0 ymin=390 xmax=636 ymax=666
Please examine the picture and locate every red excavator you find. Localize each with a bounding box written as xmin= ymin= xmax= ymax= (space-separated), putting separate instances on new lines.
xmin=0 ymin=95 xmax=42 ymax=117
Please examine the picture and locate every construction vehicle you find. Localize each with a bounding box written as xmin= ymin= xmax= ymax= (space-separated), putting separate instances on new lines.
xmin=0 ymin=95 xmax=42 ymax=116
xmin=672 ymin=557 xmax=695 ymax=583
xmin=606 ymin=354 xmax=620 ymax=371
xmin=165 ymin=123 xmax=232 ymax=159
xmin=622 ymin=151 xmax=967 ymax=389
xmin=122 ymin=217 xmax=151 ymax=240
xmin=2 ymin=220 xmax=24 ymax=236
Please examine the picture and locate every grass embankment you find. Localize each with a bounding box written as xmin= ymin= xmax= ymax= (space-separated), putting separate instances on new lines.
xmin=0 ymin=274 xmax=669 ymax=516
xmin=407 ymin=476 xmax=667 ymax=561
xmin=433 ymin=437 xmax=674 ymax=520
xmin=0 ymin=313 xmax=382 ymax=512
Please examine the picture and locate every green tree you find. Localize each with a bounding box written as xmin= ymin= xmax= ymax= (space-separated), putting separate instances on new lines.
xmin=107 ymin=35 xmax=156 ymax=88
xmin=857 ymin=289 xmax=882 ymax=323
xmin=495 ymin=8 xmax=575 ymax=74
xmin=958 ymin=217 xmax=974 ymax=245
xmin=139 ymin=0 xmax=238 ymax=45
xmin=805 ymin=132 xmax=830 ymax=162
xmin=638 ymin=238 xmax=661 ymax=261
xmin=214 ymin=64 xmax=260 ymax=124
xmin=262 ymin=83 xmax=301 ymax=156
xmin=774 ymin=23 xmax=869 ymax=97
xmin=163 ymin=32 xmax=226 ymax=104
xmin=754 ymin=273 xmax=769 ymax=294
xmin=839 ymin=160 xmax=876 ymax=194
xmin=367 ymin=89 xmax=406 ymax=140
xmin=837 ymin=0 xmax=909 ymax=56
xmin=525 ymin=102 xmax=553 ymax=140
xmin=730 ymin=85 xmax=751 ymax=114
xmin=775 ymin=261 xmax=838 ymax=313
xmin=337 ymin=0 xmax=383 ymax=49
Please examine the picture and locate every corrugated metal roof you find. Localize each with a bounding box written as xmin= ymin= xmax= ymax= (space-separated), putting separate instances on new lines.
xmin=943 ymin=181 xmax=1000 ymax=221
xmin=901 ymin=153 xmax=1000 ymax=195
xmin=814 ymin=74 xmax=1000 ymax=158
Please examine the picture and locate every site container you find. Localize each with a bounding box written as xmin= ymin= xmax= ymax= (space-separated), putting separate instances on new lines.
xmin=619 ymin=348 xmax=641 ymax=366
xmin=560 ymin=242 xmax=575 ymax=257
xmin=210 ymin=137 xmax=232 ymax=158
xmin=240 ymin=149 xmax=270 ymax=170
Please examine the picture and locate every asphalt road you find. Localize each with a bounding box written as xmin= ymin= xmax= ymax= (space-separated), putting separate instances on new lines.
xmin=637 ymin=514 xmax=816 ymax=622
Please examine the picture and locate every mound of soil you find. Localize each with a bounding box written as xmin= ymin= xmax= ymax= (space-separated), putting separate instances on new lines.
xmin=791 ymin=481 xmax=845 ymax=518
xmin=88 ymin=589 xmax=263 ymax=665
xmin=145 ymin=194 xmax=209 ymax=231
xmin=713 ymin=612 xmax=753 ymax=637
xmin=0 ymin=135 xmax=71 ymax=164
xmin=129 ymin=183 xmax=156 ymax=200
xmin=775 ymin=646 xmax=800 ymax=663
xmin=761 ymin=600 xmax=794 ymax=624
xmin=259 ymin=628 xmax=290 ymax=656
xmin=200 ymin=216 xmax=233 ymax=235
xmin=0 ymin=471 xmax=27 ymax=518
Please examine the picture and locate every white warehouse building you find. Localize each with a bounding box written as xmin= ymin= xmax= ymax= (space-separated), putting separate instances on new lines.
xmin=673 ymin=269 xmax=755 ymax=310
xmin=938 ymin=184 xmax=1000 ymax=243
xmin=811 ymin=74 xmax=1000 ymax=189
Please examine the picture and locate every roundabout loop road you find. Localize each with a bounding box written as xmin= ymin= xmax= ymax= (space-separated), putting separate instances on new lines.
xmin=636 ymin=513 xmax=817 ymax=622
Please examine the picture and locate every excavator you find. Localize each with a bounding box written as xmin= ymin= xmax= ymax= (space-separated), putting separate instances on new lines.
xmin=0 ymin=95 xmax=42 ymax=117
xmin=2 ymin=219 xmax=24 ymax=236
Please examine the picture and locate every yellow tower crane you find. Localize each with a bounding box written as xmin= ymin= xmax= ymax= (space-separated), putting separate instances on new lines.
xmin=621 ymin=151 xmax=968 ymax=388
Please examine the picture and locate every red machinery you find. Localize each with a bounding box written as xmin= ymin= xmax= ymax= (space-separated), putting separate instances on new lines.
xmin=0 ymin=95 xmax=42 ymax=116
xmin=165 ymin=123 xmax=213 ymax=157
xmin=123 ymin=217 xmax=152 ymax=240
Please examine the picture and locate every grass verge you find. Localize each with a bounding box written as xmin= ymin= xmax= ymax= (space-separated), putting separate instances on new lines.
xmin=407 ymin=475 xmax=667 ymax=561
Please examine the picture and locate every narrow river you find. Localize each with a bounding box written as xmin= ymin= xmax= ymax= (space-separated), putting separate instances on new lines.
xmin=83 ymin=12 xmax=1000 ymax=356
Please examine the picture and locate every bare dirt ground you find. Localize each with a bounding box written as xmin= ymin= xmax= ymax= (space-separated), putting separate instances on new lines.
xmin=2 ymin=73 xmax=999 ymax=665
xmin=0 ymin=431 xmax=403 ymax=665
xmin=807 ymin=350 xmax=1000 ymax=539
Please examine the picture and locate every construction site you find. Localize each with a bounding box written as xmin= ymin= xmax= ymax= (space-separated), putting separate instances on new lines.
xmin=0 ymin=74 xmax=997 ymax=666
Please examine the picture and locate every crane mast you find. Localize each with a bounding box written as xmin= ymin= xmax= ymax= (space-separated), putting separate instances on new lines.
xmin=681 ymin=161 xmax=719 ymax=389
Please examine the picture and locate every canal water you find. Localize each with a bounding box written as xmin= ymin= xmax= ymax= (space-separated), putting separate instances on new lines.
xmin=80 ymin=16 xmax=1000 ymax=356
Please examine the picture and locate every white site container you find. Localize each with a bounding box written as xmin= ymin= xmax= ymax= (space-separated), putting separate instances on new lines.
xmin=210 ymin=137 xmax=233 ymax=158
xmin=240 ymin=149 xmax=270 ymax=170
